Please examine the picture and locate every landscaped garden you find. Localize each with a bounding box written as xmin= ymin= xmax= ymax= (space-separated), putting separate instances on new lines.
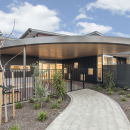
xmin=0 ymin=62 xmax=70 ymax=130
xmin=88 ymin=70 xmax=130 ymax=120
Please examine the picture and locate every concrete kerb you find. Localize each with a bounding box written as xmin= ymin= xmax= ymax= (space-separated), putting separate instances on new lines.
xmin=45 ymin=93 xmax=73 ymax=130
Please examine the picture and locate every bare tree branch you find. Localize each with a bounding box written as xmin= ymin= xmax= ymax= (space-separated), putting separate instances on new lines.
xmin=4 ymin=50 xmax=23 ymax=69
xmin=0 ymin=19 xmax=15 ymax=48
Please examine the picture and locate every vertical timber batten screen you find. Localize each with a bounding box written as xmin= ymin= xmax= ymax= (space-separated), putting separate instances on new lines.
xmin=103 ymin=65 xmax=130 ymax=88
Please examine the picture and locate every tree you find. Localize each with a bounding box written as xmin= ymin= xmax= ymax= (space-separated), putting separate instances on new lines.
xmin=31 ymin=62 xmax=50 ymax=107
xmin=0 ymin=20 xmax=23 ymax=122
xmin=53 ymin=70 xmax=66 ymax=99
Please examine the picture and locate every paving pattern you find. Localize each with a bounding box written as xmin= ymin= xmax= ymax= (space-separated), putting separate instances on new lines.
xmin=45 ymin=89 xmax=130 ymax=130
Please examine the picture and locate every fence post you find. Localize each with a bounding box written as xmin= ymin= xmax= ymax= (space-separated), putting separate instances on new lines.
xmin=12 ymin=72 xmax=15 ymax=118
xmin=71 ymin=69 xmax=72 ymax=91
xmin=0 ymin=72 xmax=2 ymax=125
xmin=83 ymin=69 xmax=84 ymax=89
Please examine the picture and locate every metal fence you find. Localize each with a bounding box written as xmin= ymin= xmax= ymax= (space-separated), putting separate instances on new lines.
xmin=103 ymin=65 xmax=130 ymax=88
xmin=2 ymin=68 xmax=101 ymax=105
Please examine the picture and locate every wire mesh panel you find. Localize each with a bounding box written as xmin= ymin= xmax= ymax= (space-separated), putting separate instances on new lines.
xmin=103 ymin=65 xmax=130 ymax=87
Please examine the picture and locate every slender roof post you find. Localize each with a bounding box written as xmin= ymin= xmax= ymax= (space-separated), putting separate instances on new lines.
xmin=23 ymin=46 xmax=26 ymax=99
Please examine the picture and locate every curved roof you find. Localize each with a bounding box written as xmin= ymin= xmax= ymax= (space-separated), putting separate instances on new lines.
xmin=1 ymin=35 xmax=130 ymax=59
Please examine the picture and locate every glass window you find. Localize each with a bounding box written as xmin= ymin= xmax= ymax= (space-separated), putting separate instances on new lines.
xmin=104 ymin=57 xmax=107 ymax=65
xmin=88 ymin=68 xmax=93 ymax=75
xmin=39 ymin=63 xmax=43 ymax=69
xmin=50 ymin=64 xmax=55 ymax=79
xmin=56 ymin=64 xmax=62 ymax=69
xmin=43 ymin=64 xmax=49 ymax=80
xmin=21 ymin=66 xmax=31 ymax=70
xmin=68 ymin=73 xmax=71 ymax=79
xmin=80 ymin=74 xmax=85 ymax=81
xmin=98 ymin=56 xmax=102 ymax=81
xmin=113 ymin=58 xmax=117 ymax=65
xmin=107 ymin=57 xmax=113 ymax=65
xmin=64 ymin=68 xmax=67 ymax=74
xmin=104 ymin=56 xmax=113 ymax=65
xmin=126 ymin=59 xmax=129 ymax=64
xmin=74 ymin=62 xmax=78 ymax=68
xmin=11 ymin=66 xmax=21 ymax=71
xmin=11 ymin=65 xmax=30 ymax=71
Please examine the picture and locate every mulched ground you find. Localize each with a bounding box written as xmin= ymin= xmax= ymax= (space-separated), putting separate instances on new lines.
xmin=0 ymin=95 xmax=70 ymax=130
xmin=88 ymin=86 xmax=130 ymax=121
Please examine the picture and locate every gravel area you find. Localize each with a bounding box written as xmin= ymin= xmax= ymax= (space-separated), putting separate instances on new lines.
xmin=88 ymin=86 xmax=130 ymax=121
xmin=0 ymin=95 xmax=70 ymax=130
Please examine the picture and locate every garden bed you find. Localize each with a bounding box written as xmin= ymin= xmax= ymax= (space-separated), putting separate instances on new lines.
xmin=88 ymin=86 xmax=130 ymax=120
xmin=0 ymin=95 xmax=70 ymax=130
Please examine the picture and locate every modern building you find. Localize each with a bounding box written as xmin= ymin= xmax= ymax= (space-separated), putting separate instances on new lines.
xmin=1 ymin=28 xmax=130 ymax=86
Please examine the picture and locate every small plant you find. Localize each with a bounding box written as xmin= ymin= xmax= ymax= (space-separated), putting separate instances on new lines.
xmin=121 ymin=96 xmax=127 ymax=101
xmin=45 ymin=96 xmax=51 ymax=103
xmin=9 ymin=123 xmax=20 ymax=130
xmin=37 ymin=111 xmax=47 ymax=121
xmin=114 ymin=87 xmax=118 ymax=92
xmin=34 ymin=103 xmax=40 ymax=110
xmin=98 ymin=86 xmax=103 ymax=91
xmin=128 ymin=94 xmax=130 ymax=98
xmin=108 ymin=91 xmax=113 ymax=95
xmin=123 ymin=86 xmax=129 ymax=91
xmin=107 ymin=87 xmax=111 ymax=91
xmin=29 ymin=98 xmax=34 ymax=103
xmin=51 ymin=102 xmax=58 ymax=109
xmin=91 ymin=86 xmax=95 ymax=89
xmin=15 ymin=102 xmax=22 ymax=109
xmin=120 ymin=91 xmax=125 ymax=95
xmin=58 ymin=98 xmax=62 ymax=103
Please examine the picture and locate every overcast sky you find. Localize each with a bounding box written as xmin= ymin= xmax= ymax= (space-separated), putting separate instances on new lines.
xmin=0 ymin=0 xmax=130 ymax=38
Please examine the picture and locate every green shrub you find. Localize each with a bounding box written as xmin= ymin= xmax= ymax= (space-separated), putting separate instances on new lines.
xmin=45 ymin=96 xmax=51 ymax=103
xmin=108 ymin=91 xmax=113 ymax=95
xmin=15 ymin=102 xmax=22 ymax=109
xmin=128 ymin=94 xmax=130 ymax=98
xmin=106 ymin=70 xmax=115 ymax=89
xmin=58 ymin=98 xmax=62 ymax=103
xmin=114 ymin=87 xmax=118 ymax=92
xmin=121 ymin=96 xmax=127 ymax=101
xmin=107 ymin=87 xmax=111 ymax=91
xmin=123 ymin=86 xmax=129 ymax=91
xmin=34 ymin=103 xmax=40 ymax=110
xmin=91 ymin=86 xmax=95 ymax=89
xmin=51 ymin=102 xmax=58 ymax=109
xmin=9 ymin=124 xmax=20 ymax=130
xmin=37 ymin=111 xmax=47 ymax=121
xmin=31 ymin=62 xmax=50 ymax=108
xmin=98 ymin=86 xmax=103 ymax=91
xmin=29 ymin=98 xmax=34 ymax=103
xmin=120 ymin=91 xmax=125 ymax=95
xmin=53 ymin=71 xmax=66 ymax=99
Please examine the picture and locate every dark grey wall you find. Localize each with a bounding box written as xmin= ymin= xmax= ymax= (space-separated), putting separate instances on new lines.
xmin=1 ymin=54 xmax=39 ymax=70
xmin=62 ymin=56 xmax=97 ymax=83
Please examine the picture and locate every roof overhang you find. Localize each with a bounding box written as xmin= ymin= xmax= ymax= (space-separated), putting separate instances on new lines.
xmin=1 ymin=36 xmax=130 ymax=59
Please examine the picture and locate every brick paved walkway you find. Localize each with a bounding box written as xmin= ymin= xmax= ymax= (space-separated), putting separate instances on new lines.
xmin=46 ymin=89 xmax=130 ymax=130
